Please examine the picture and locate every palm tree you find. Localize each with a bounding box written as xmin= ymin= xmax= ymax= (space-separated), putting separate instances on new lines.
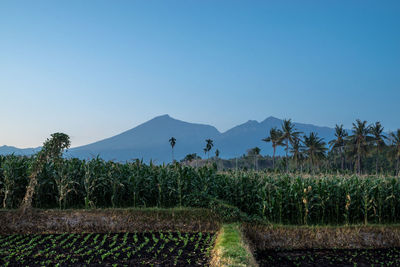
xmin=183 ymin=153 xmax=196 ymax=162
xmin=215 ymin=149 xmax=220 ymax=158
xmin=214 ymin=149 xmax=221 ymax=169
xmin=250 ymin=147 xmax=261 ymax=170
xmin=169 ymin=137 xmax=176 ymax=162
xmin=390 ymin=129 xmax=400 ymax=176
xmin=371 ymin=122 xmax=386 ymax=174
xmin=303 ymin=132 xmax=327 ymax=173
xmin=290 ymin=137 xmax=304 ymax=171
xmin=347 ymin=119 xmax=372 ymax=174
xmin=328 ymin=124 xmax=348 ymax=171
xmin=262 ymin=127 xmax=283 ymax=169
xmin=280 ymin=119 xmax=301 ymax=173
xmin=205 ymin=139 xmax=214 ymax=160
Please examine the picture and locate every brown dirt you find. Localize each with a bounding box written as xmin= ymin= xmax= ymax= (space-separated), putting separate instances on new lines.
xmin=243 ymin=223 xmax=400 ymax=250
xmin=0 ymin=208 xmax=221 ymax=234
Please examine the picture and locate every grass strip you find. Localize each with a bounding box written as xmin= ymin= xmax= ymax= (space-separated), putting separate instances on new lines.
xmin=211 ymin=223 xmax=258 ymax=267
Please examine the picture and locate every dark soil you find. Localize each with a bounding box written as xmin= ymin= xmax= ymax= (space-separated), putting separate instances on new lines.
xmin=0 ymin=232 xmax=216 ymax=266
xmin=0 ymin=209 xmax=220 ymax=234
xmin=255 ymin=248 xmax=400 ymax=267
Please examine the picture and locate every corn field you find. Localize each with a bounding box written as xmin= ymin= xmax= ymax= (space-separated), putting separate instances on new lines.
xmin=1 ymin=154 xmax=400 ymax=225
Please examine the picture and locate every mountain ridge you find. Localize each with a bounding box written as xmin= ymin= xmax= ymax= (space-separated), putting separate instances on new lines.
xmin=0 ymin=115 xmax=339 ymax=162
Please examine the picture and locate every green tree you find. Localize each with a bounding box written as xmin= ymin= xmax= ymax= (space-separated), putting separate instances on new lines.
xmin=371 ymin=122 xmax=387 ymax=174
xmin=20 ymin=133 xmax=70 ymax=213
xmin=303 ymin=132 xmax=327 ymax=172
xmin=290 ymin=137 xmax=304 ymax=171
xmin=328 ymin=124 xmax=348 ymax=171
xmin=280 ymin=119 xmax=301 ymax=173
xmin=203 ymin=148 xmax=208 ymax=159
xmin=347 ymin=119 xmax=372 ymax=174
xmin=205 ymin=139 xmax=214 ymax=160
xmin=215 ymin=149 xmax=220 ymax=158
xmin=262 ymin=127 xmax=283 ymax=169
xmin=169 ymin=137 xmax=176 ymax=162
xmin=248 ymin=147 xmax=261 ymax=170
xmin=182 ymin=153 xmax=196 ymax=162
xmin=390 ymin=129 xmax=400 ymax=176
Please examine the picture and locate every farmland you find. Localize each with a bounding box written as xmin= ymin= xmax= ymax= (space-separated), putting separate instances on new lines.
xmin=255 ymin=247 xmax=400 ymax=266
xmin=2 ymin=156 xmax=400 ymax=225
xmin=0 ymin=232 xmax=215 ymax=266
xmin=3 ymin=155 xmax=400 ymax=265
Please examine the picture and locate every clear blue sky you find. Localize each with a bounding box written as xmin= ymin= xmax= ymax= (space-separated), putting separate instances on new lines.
xmin=1 ymin=1 xmax=399 ymax=148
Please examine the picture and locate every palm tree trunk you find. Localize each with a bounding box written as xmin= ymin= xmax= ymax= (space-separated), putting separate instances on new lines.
xmin=357 ymin=150 xmax=361 ymax=175
xmin=272 ymin=145 xmax=276 ymax=169
xmin=376 ymin=151 xmax=379 ymax=175
xmin=341 ymin=148 xmax=344 ymax=171
xmin=311 ymin=153 xmax=315 ymax=174
xmin=286 ymin=139 xmax=289 ymax=173
xmin=397 ymin=156 xmax=399 ymax=177
xmin=341 ymin=153 xmax=344 ymax=171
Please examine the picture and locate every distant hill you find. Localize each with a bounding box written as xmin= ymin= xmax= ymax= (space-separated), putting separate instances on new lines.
xmin=0 ymin=145 xmax=41 ymax=156
xmin=1 ymin=115 xmax=339 ymax=163
xmin=67 ymin=114 xmax=220 ymax=163
xmin=216 ymin=116 xmax=336 ymax=158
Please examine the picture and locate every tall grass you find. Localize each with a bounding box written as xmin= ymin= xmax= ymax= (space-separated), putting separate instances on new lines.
xmin=1 ymin=155 xmax=400 ymax=225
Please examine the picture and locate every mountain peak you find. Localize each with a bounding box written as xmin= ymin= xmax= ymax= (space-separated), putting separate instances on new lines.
xmin=148 ymin=114 xmax=175 ymax=123
xmin=263 ymin=116 xmax=280 ymax=121
xmin=245 ymin=120 xmax=259 ymax=124
xmin=261 ymin=116 xmax=282 ymax=124
xmin=2 ymin=115 xmax=338 ymax=163
xmin=154 ymin=114 xmax=171 ymax=119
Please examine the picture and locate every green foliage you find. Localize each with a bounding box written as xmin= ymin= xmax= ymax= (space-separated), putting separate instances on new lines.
xmin=212 ymin=224 xmax=257 ymax=267
xmin=3 ymin=156 xmax=400 ymax=225
xmin=0 ymin=232 xmax=215 ymax=266
xmin=20 ymin=133 xmax=71 ymax=212
xmin=0 ymin=155 xmax=30 ymax=208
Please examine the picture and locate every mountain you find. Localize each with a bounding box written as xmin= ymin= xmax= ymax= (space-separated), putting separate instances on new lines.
xmin=0 ymin=145 xmax=41 ymax=156
xmin=1 ymin=115 xmax=339 ymax=163
xmin=216 ymin=116 xmax=336 ymax=158
xmin=67 ymin=114 xmax=221 ymax=163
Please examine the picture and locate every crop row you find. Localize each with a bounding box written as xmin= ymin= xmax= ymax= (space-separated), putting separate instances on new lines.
xmin=2 ymin=156 xmax=400 ymax=224
xmin=0 ymin=231 xmax=215 ymax=266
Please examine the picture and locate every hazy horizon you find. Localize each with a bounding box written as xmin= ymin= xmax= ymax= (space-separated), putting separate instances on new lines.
xmin=1 ymin=1 xmax=399 ymax=148
xmin=0 ymin=114 xmax=337 ymax=149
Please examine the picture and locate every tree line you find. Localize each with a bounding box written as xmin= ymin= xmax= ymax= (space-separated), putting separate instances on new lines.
xmin=172 ymin=119 xmax=400 ymax=176
xmin=262 ymin=119 xmax=399 ymax=175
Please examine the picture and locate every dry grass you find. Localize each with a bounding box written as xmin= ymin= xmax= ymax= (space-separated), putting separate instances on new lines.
xmin=243 ymin=223 xmax=400 ymax=249
xmin=0 ymin=208 xmax=221 ymax=234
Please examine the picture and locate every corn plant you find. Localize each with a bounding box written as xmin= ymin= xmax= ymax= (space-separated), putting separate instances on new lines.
xmin=3 ymin=155 xmax=400 ymax=225
xmin=0 ymin=155 xmax=29 ymax=208
xmin=83 ymin=157 xmax=110 ymax=208
xmin=54 ymin=159 xmax=80 ymax=209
